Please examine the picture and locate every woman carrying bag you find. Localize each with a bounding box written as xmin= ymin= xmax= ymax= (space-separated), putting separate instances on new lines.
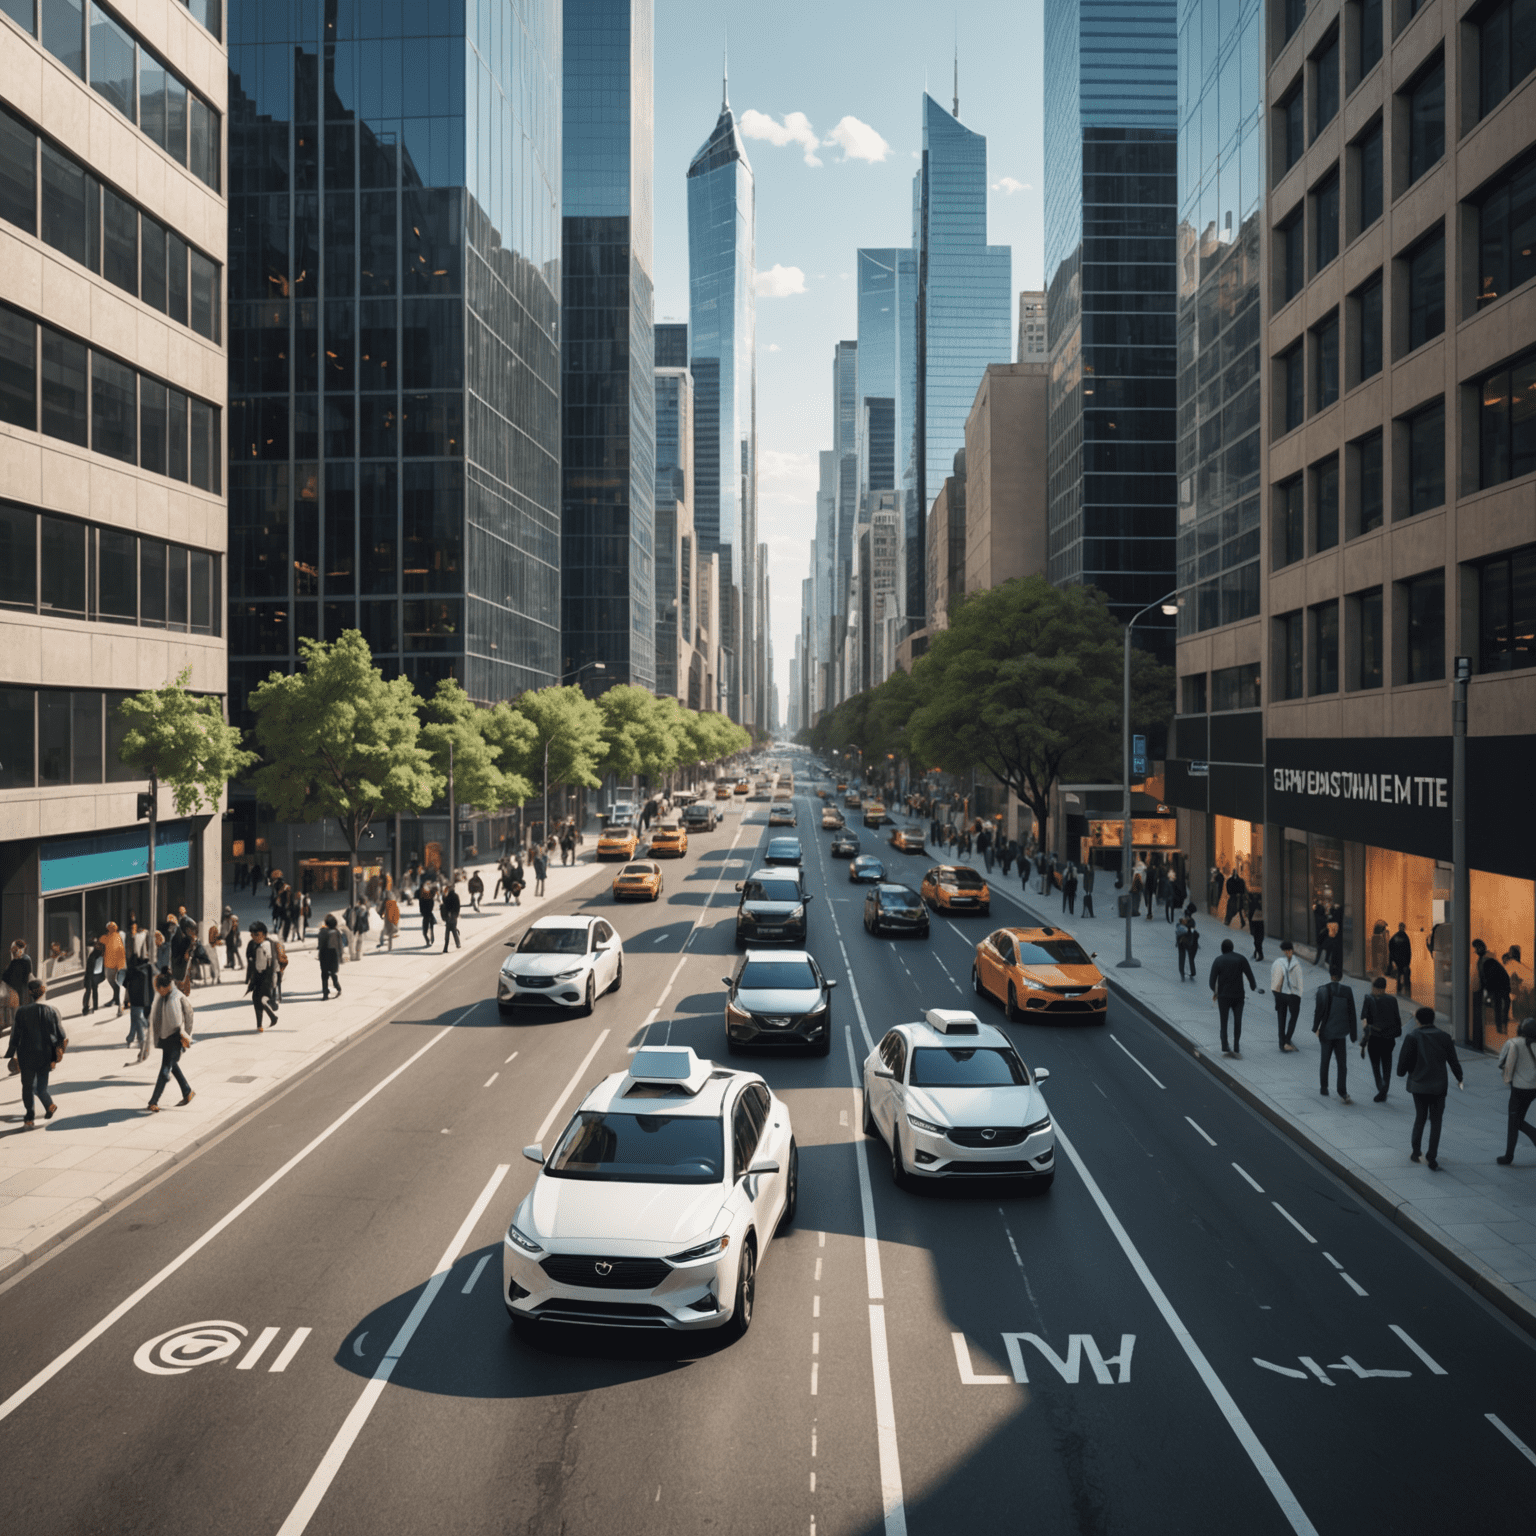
xmin=6 ymin=977 xmax=67 ymax=1127
xmin=145 ymin=970 xmax=195 ymax=1111
xmin=1495 ymin=1017 xmax=1536 ymax=1165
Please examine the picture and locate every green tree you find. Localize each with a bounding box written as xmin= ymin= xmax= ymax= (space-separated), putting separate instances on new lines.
xmin=677 ymin=708 xmax=750 ymax=773
xmin=480 ymin=700 xmax=540 ymax=794
xmin=908 ymin=576 xmax=1174 ymax=844
xmin=596 ymin=685 xmax=683 ymax=788
xmin=512 ymin=686 xmax=606 ymax=835
xmin=248 ymin=632 xmax=440 ymax=895
xmin=419 ymin=678 xmax=530 ymax=817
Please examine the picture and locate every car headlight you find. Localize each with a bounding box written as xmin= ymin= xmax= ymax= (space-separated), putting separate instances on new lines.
xmin=726 ymin=1000 xmax=750 ymax=1022
xmin=667 ymin=1233 xmax=731 ymax=1263
xmin=1022 ymin=1115 xmax=1052 ymax=1137
xmin=788 ymin=905 xmax=805 ymax=921
xmin=552 ymin=968 xmax=583 ymax=981
xmin=505 ymin=1221 xmax=543 ymax=1255
xmin=1015 ymin=974 xmax=1045 ymax=990
xmin=907 ymin=1114 xmax=946 ymax=1135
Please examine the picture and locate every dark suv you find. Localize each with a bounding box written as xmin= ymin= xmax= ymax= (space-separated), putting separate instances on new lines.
xmin=682 ymin=802 xmax=717 ymax=832
xmin=723 ymin=950 xmax=836 ymax=1055
xmin=734 ymin=869 xmax=811 ymax=947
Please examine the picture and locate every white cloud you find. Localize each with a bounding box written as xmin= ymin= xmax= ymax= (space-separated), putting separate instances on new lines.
xmin=758 ymin=449 xmax=819 ymax=512
xmin=824 ymin=116 xmax=891 ymax=163
xmin=991 ymin=176 xmax=1030 ymax=195
xmin=768 ymin=343 xmax=782 ymax=352
xmin=755 ymin=263 xmax=807 ymax=298
xmin=739 ymin=109 xmax=823 ymax=167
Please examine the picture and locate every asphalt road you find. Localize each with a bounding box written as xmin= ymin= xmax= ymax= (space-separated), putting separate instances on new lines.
xmin=0 ymin=768 xmax=1532 ymax=1536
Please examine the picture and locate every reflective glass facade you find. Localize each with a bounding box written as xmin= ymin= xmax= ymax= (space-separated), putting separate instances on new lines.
xmin=832 ymin=338 xmax=858 ymax=619
xmin=225 ymin=0 xmax=562 ymax=713
xmin=687 ymin=93 xmax=755 ymax=722
xmin=561 ymin=0 xmax=654 ymax=692
xmin=913 ymin=94 xmax=1011 ymax=628
xmin=1044 ymin=0 xmax=1179 ymax=655
xmin=653 ymin=364 xmax=687 ymax=700
xmin=1175 ymin=0 xmax=1262 ymax=636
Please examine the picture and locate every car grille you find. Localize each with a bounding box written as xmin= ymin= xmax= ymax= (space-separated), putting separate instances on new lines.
xmin=531 ymin=1299 xmax=674 ymax=1329
xmin=941 ymin=1159 xmax=1039 ymax=1174
xmin=514 ymin=974 xmax=556 ymax=988
xmin=947 ymin=1126 xmax=1030 ymax=1148
xmin=754 ymin=1016 xmax=794 ymax=1028
xmin=1039 ymin=998 xmax=1097 ymax=1013
xmin=541 ymin=1255 xmax=672 ymax=1290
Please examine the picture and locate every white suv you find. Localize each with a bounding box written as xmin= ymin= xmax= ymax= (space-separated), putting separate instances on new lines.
xmin=498 ymin=916 xmax=623 ymax=1015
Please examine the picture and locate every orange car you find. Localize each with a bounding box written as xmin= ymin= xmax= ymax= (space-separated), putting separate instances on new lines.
xmin=597 ymin=823 xmax=639 ymax=860
xmin=972 ymin=926 xmax=1107 ymax=1023
xmin=715 ymin=783 xmax=733 ymax=800
xmin=648 ymin=823 xmax=688 ymax=858
xmin=734 ymin=780 xmax=750 ymax=796
xmin=612 ymin=861 xmax=663 ymax=901
xmin=889 ymin=826 xmax=925 ymax=854
xmin=920 ymin=864 xmax=990 ymax=914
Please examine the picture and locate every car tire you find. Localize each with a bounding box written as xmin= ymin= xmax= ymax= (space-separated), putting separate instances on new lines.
xmin=890 ymin=1131 xmax=913 ymax=1191
xmin=781 ymin=1140 xmax=799 ymax=1226
xmin=609 ymin=957 xmax=623 ymax=994
xmin=1006 ymin=982 xmax=1023 ymax=1024
xmin=972 ymin=964 xmax=987 ymax=1000
xmin=580 ymin=976 xmax=595 ymax=1016
xmin=725 ymin=1241 xmax=757 ymax=1339
xmin=862 ymin=1088 xmax=879 ymax=1139
xmin=814 ymin=1027 xmax=831 ymax=1058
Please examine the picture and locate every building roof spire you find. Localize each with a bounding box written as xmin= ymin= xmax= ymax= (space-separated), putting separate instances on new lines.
xmin=953 ymin=24 xmax=960 ymax=117
xmin=722 ymin=29 xmax=729 ymax=113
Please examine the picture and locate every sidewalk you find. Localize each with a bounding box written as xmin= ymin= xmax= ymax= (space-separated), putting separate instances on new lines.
xmin=975 ymin=858 xmax=1536 ymax=1335
xmin=0 ymin=846 xmax=605 ymax=1284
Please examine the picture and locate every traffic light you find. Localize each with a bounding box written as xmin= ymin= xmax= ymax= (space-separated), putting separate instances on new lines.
xmin=136 ymin=791 xmax=154 ymax=821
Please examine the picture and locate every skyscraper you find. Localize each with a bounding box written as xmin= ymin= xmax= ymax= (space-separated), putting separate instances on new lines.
xmin=687 ymin=74 xmax=756 ymax=723
xmin=1043 ymin=0 xmax=1179 ymax=654
xmin=912 ymin=92 xmax=1011 ymax=629
xmin=653 ymin=355 xmax=694 ymax=704
xmin=562 ymin=0 xmax=655 ymax=693
xmin=832 ymin=337 xmax=858 ymax=624
xmin=856 ymin=247 xmax=917 ymax=585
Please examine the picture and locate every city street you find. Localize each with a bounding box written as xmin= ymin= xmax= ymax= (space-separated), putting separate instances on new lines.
xmin=0 ymin=776 xmax=1531 ymax=1536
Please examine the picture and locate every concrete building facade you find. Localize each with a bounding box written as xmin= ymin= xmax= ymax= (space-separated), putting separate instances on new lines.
xmin=963 ymin=360 xmax=1050 ymax=594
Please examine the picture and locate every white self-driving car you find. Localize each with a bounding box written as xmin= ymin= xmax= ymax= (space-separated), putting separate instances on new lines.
xmin=861 ymin=1008 xmax=1055 ymax=1189
xmin=504 ymin=1047 xmax=797 ymax=1337
xmin=497 ymin=916 xmax=624 ymax=1015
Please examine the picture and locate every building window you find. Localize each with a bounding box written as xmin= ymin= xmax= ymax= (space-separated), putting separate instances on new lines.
xmin=40 ymin=142 xmax=97 ymax=272
xmin=1404 ymin=54 xmax=1444 ymax=188
xmin=1313 ymin=454 xmax=1339 ymax=550
xmin=1477 ymin=349 xmax=1536 ymax=489
xmin=1474 ymin=157 xmax=1536 ymax=312
xmin=1278 ymin=610 xmax=1305 ymax=698
xmin=1352 ymin=118 xmax=1384 ymax=237
xmin=0 ymin=110 xmax=37 ymax=236
xmin=1277 ymin=474 xmax=1305 ymax=566
xmin=40 ymin=0 xmax=83 ymax=77
xmin=1477 ymin=544 xmax=1536 ymax=672
xmin=1314 ymin=169 xmax=1340 ymax=270
xmin=1282 ymin=342 xmax=1305 ymax=431
xmin=1356 ymin=0 xmax=1383 ymax=80
xmin=1280 ymin=209 xmax=1305 ymax=303
xmin=1404 ymin=228 xmax=1444 ymax=352
xmin=1402 ymin=570 xmax=1445 ymax=682
xmin=1403 ymin=398 xmax=1445 ymax=515
xmin=40 ymin=325 xmax=88 ymax=446
xmin=1310 ymin=601 xmax=1340 ymax=694
xmin=0 ymin=686 xmax=34 ymax=789
xmin=0 ymin=305 xmax=35 ymax=430
xmin=1314 ymin=32 xmax=1340 ymax=136
xmin=39 ymin=514 xmax=85 ymax=615
xmin=1354 ymin=270 xmax=1382 ymax=381
xmin=1353 ymin=428 xmax=1384 ymax=534
xmin=90 ymin=352 xmax=136 ymax=464
xmin=1281 ymin=83 xmax=1305 ymax=177
xmin=1314 ymin=311 xmax=1339 ymax=409
xmin=1212 ymin=662 xmax=1261 ymax=710
xmin=1478 ymin=0 xmax=1536 ymax=121
xmin=1351 ymin=587 xmax=1384 ymax=689
xmin=1181 ymin=673 xmax=1208 ymax=713
xmin=1282 ymin=0 xmax=1306 ymax=45
xmin=0 ymin=504 xmax=36 ymax=609
xmin=88 ymin=3 xmax=135 ymax=123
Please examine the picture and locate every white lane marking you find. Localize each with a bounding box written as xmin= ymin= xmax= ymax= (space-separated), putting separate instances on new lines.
xmin=810 ymin=1362 xmax=818 ymax=1395
xmin=1254 ymin=1358 xmax=1310 ymax=1380
xmin=0 ymin=1005 xmax=476 ymax=1425
xmin=1298 ymin=1357 xmax=1333 ymax=1385
xmin=812 ymin=1331 xmax=820 ymax=1355
xmin=1390 ymin=1325 xmax=1447 ymax=1375
xmin=1053 ymin=1121 xmax=1319 ymax=1534
xmin=1185 ymin=1117 xmax=1216 ymax=1146
xmin=461 ymin=1254 xmax=491 ymax=1295
xmin=1272 ymin=1203 xmax=1318 ymax=1244
xmin=1487 ymin=1413 xmax=1536 ymax=1468
xmin=998 ymin=1213 xmax=1041 ymax=1312
xmin=1107 ymin=1032 xmax=1167 ymax=1089
xmin=813 ymin=1295 xmax=820 ymax=1318
xmin=1322 ymin=1252 xmax=1343 ymax=1270
xmin=843 ymin=1029 xmax=884 ymax=1300
xmin=680 ymin=819 xmax=748 ymax=951
xmin=1339 ymin=1273 xmax=1368 ymax=1297
xmin=275 ymin=1164 xmax=510 ymax=1536
xmin=836 ymin=940 xmax=877 ymax=1053
xmin=268 ymin=1327 xmax=311 ymax=1374
xmin=1232 ymin=1163 xmax=1265 ymax=1194
xmin=952 ymin=1331 xmax=1011 ymax=1385
xmin=504 ymin=1051 xmax=519 ymax=1065
xmin=237 ymin=1326 xmax=281 ymax=1370
xmin=867 ymin=1305 xmax=908 ymax=1536
xmin=483 ymin=1073 xmax=499 ymax=1088
xmin=534 ymin=1030 xmax=613 ymax=1143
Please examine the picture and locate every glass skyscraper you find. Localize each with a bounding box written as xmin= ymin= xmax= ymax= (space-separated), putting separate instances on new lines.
xmin=912 ymin=94 xmax=1011 ymax=628
xmin=687 ymin=81 xmax=755 ymax=724
xmin=225 ymin=0 xmax=563 ymax=715
xmin=561 ymin=0 xmax=654 ymax=691
xmin=1044 ymin=0 xmax=1179 ymax=655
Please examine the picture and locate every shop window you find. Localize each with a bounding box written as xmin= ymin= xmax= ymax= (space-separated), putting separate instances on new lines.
xmin=1312 ymin=454 xmax=1339 ymax=550
xmin=1279 ymin=209 xmax=1305 ymax=303
xmin=1476 ymin=0 xmax=1536 ymax=122
xmin=1313 ymin=170 xmax=1340 ymax=272
xmin=1277 ymin=609 xmax=1305 ymax=698
xmin=1181 ymin=673 xmax=1207 ymax=714
xmin=41 ymin=893 xmax=83 ymax=980
xmin=39 ymin=513 xmax=85 ymax=615
xmin=1354 ymin=118 xmax=1383 ymax=232
xmin=0 ymin=686 xmax=34 ymax=787
xmin=1313 ymin=312 xmax=1339 ymax=410
xmin=1476 ymin=544 xmax=1536 ymax=672
xmin=0 ymin=504 xmax=35 ymax=608
xmin=1313 ymin=32 xmax=1340 ymax=137
xmin=1402 ymin=53 xmax=1444 ymax=189
xmin=1349 ymin=587 xmax=1384 ymax=689
xmin=1364 ymin=848 xmax=1437 ymax=1008
xmin=1474 ymin=158 xmax=1536 ymax=313
xmin=1470 ymin=869 xmax=1536 ymax=1044
xmin=1403 ymin=227 xmax=1444 ymax=354
xmin=1401 ymin=569 xmax=1445 ymax=682
xmin=1211 ymin=662 xmax=1260 ymax=711
xmin=1354 ymin=270 xmax=1382 ymax=382
xmin=1477 ymin=348 xmax=1536 ymax=489
xmin=1352 ymin=428 xmax=1384 ymax=535
xmin=1310 ymin=601 xmax=1339 ymax=694
xmin=0 ymin=305 xmax=35 ymax=431
xmin=1355 ymin=0 xmax=1382 ymax=80
xmin=1402 ymin=398 xmax=1445 ymax=516
xmin=0 ymin=110 xmax=37 ymax=236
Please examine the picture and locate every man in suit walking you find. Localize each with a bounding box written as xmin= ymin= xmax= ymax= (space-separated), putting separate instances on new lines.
xmin=1397 ymin=1005 xmax=1464 ymax=1170
xmin=1312 ymin=966 xmax=1358 ymax=1102
xmin=1208 ymin=938 xmax=1258 ymax=1058
xmin=1080 ymin=863 xmax=1095 ymax=918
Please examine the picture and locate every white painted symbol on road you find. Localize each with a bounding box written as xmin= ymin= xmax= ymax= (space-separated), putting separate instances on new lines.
xmin=134 ymin=1322 xmax=311 ymax=1376
xmin=950 ymin=1332 xmax=1136 ymax=1385
xmin=1253 ymin=1330 xmax=1432 ymax=1383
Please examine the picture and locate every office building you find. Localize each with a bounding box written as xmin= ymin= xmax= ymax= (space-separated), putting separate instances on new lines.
xmin=1043 ymin=0 xmax=1179 ymax=654
xmin=964 ymin=361 xmax=1050 ymax=594
xmin=1018 ymin=289 xmax=1047 ymax=360
xmin=653 ymin=359 xmax=694 ymax=703
xmin=0 ymin=0 xmax=228 ymax=973
xmin=924 ymin=448 xmax=966 ymax=633
xmin=654 ymin=319 xmax=687 ymax=369
xmin=562 ymin=0 xmax=654 ymax=693
xmin=856 ymin=246 xmax=917 ymax=557
xmin=687 ymin=74 xmax=756 ymax=724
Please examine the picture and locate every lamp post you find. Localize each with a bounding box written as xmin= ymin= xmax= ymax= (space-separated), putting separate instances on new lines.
xmin=1452 ymin=655 xmax=1471 ymax=1046
xmin=1119 ymin=588 xmax=1181 ymax=969
xmin=556 ymin=661 xmax=604 ymax=835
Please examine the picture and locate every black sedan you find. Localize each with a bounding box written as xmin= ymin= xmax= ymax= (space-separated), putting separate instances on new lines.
xmin=849 ymin=854 xmax=886 ymax=883
xmin=830 ymin=830 xmax=860 ymax=859
xmin=682 ymin=803 xmax=717 ymax=831
xmin=863 ymin=882 xmax=930 ymax=937
xmin=763 ymin=836 xmax=804 ymax=866
xmin=723 ymin=950 xmax=836 ymax=1056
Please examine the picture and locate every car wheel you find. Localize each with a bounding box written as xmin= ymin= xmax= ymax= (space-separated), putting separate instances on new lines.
xmin=814 ymin=1026 xmax=832 ymax=1057
xmin=972 ymin=964 xmax=987 ymax=1000
xmin=862 ymin=1089 xmax=880 ymax=1138
xmin=1006 ymin=983 xmax=1024 ymax=1024
xmin=609 ymin=956 xmax=623 ymax=994
xmin=781 ymin=1140 xmax=799 ymax=1226
xmin=580 ymin=976 xmax=595 ymax=1016
xmin=890 ymin=1131 xmax=913 ymax=1190
xmin=726 ymin=1241 xmax=757 ymax=1339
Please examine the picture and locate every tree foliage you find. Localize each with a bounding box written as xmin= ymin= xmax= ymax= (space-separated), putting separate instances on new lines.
xmin=513 ymin=686 xmax=607 ymax=792
xmin=595 ymin=685 xmax=680 ymax=784
xmin=419 ymin=677 xmax=532 ymax=814
xmin=115 ymin=667 xmax=258 ymax=816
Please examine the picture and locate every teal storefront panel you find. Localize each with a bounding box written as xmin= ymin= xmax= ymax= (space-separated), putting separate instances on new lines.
xmin=40 ymin=822 xmax=192 ymax=895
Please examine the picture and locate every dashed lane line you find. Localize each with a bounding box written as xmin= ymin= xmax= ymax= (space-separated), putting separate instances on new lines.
xmin=1185 ymin=1117 xmax=1216 ymax=1146
xmin=1340 ymin=1273 xmax=1368 ymax=1297
xmin=1390 ymin=1325 xmax=1447 ymax=1375
xmin=1107 ymin=1032 xmax=1167 ymax=1089
xmin=1232 ymin=1163 xmax=1265 ymax=1194
xmin=1486 ymin=1414 xmax=1536 ymax=1468
xmin=1272 ymin=1203 xmax=1318 ymax=1244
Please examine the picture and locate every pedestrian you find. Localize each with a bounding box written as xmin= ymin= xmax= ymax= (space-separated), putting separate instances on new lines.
xmin=169 ymin=917 xmax=195 ymax=995
xmin=468 ymin=870 xmax=484 ymax=911
xmin=378 ymin=892 xmax=400 ymax=950
xmin=127 ymin=918 xmax=151 ymax=962
xmin=1176 ymin=916 xmax=1200 ymax=980
xmin=1495 ymin=1017 xmax=1536 ymax=1165
xmin=1313 ymin=966 xmax=1358 ymax=1101
xmin=299 ymin=890 xmax=312 ymax=940
xmin=1208 ymin=937 xmax=1257 ymax=1056
xmin=1130 ymin=858 xmax=1145 ymax=916
xmin=1313 ymin=898 xmax=1329 ymax=954
xmin=5 ymin=977 xmax=66 ymax=1126
xmin=1360 ymin=976 xmax=1403 ymax=1102
xmin=1223 ymin=869 xmax=1247 ymax=928
xmin=101 ymin=921 xmax=127 ymax=1013
xmin=1270 ymin=941 xmax=1304 ymax=1051
xmin=1479 ymin=940 xmax=1512 ymax=1038
xmin=317 ymin=914 xmax=344 ymax=999
xmin=1388 ymin=922 xmax=1413 ymax=996
xmin=1081 ymin=862 xmax=1096 ymax=918
xmin=81 ymin=938 xmax=106 ymax=1014
xmin=145 ymin=969 xmax=194 ymax=1112
xmin=124 ymin=951 xmax=153 ymax=1052
xmin=1471 ymin=939 xmax=1490 ymax=1041
xmin=1000 ymin=840 xmax=1014 ymax=878
xmin=1397 ymin=1005 xmax=1464 ymax=1169
xmin=347 ymin=896 xmax=370 ymax=961
xmin=439 ymin=883 xmax=462 ymax=951
xmin=1061 ymin=862 xmax=1077 ymax=916
xmin=1316 ymin=907 xmax=1342 ymax=970
xmin=533 ymin=848 xmax=548 ymax=897
xmin=1248 ymin=895 xmax=1265 ymax=962
xmin=1159 ymin=871 xmax=1177 ymax=924
xmin=245 ymin=922 xmax=280 ymax=1032
xmin=418 ymin=884 xmax=437 ymax=945
xmin=3 ymin=939 xmax=33 ymax=1036
xmin=509 ymin=855 xmax=525 ymax=907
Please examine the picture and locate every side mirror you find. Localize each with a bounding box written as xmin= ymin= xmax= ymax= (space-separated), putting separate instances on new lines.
xmin=803 ymin=894 xmax=814 ymax=904
xmin=1090 ymin=953 xmax=1098 ymax=960
xmin=826 ymin=979 xmax=838 ymax=989
xmin=747 ymin=1159 xmax=780 ymax=1177
xmin=873 ymin=1066 xmax=895 ymax=1080
xmin=522 ymin=1144 xmax=544 ymax=1164
xmin=734 ymin=882 xmax=744 ymax=892
xmin=1033 ymin=1067 xmax=1051 ymax=1084
xmin=721 ymin=976 xmax=734 ymax=987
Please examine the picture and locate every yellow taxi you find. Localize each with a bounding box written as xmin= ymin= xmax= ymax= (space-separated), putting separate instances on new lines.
xmin=597 ymin=822 xmax=640 ymax=861
xmin=889 ymin=826 xmax=925 ymax=853
xmin=715 ymin=782 xmax=733 ymax=800
xmin=611 ymin=861 xmax=663 ymax=901
xmin=821 ymin=806 xmax=845 ymax=830
xmin=836 ymin=781 xmax=847 ymax=794
xmin=862 ymin=800 xmax=887 ymax=828
xmin=919 ymin=864 xmax=991 ymax=915
xmin=972 ymin=925 xmax=1107 ymax=1023
xmin=734 ymin=780 xmax=750 ymax=796
xmin=648 ymin=822 xmax=688 ymax=858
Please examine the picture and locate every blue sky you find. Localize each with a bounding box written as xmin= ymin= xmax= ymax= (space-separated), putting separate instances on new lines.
xmin=652 ymin=0 xmax=1046 ymax=712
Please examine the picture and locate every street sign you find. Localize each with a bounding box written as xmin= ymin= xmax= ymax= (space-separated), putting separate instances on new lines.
xmin=1133 ymin=735 xmax=1146 ymax=756
xmin=1132 ymin=756 xmax=1147 ymax=776
xmin=1189 ymin=761 xmax=1209 ymax=777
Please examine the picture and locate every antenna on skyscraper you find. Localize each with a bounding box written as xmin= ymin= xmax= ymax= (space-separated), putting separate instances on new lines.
xmin=953 ymin=15 xmax=960 ymax=117
xmin=722 ymin=27 xmax=730 ymax=113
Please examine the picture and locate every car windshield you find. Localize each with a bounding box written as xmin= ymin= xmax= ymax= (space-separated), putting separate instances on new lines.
xmin=880 ymin=887 xmax=920 ymax=908
xmin=744 ymin=879 xmax=801 ymax=902
xmin=545 ymin=1111 xmax=723 ymax=1185
xmin=909 ymin=1047 xmax=1029 ymax=1088
xmin=739 ymin=960 xmax=817 ymax=990
xmin=1016 ymin=938 xmax=1094 ymax=966
xmin=602 ymin=825 xmax=631 ymax=837
xmin=620 ymin=865 xmax=654 ymax=877
xmin=944 ymin=868 xmax=987 ymax=889
xmin=517 ymin=927 xmax=588 ymax=954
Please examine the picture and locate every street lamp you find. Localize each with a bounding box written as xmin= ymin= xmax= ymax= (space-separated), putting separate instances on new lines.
xmin=558 ymin=661 xmax=604 ymax=832
xmin=563 ymin=659 xmax=606 ymax=687
xmin=1118 ymin=588 xmax=1181 ymax=969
